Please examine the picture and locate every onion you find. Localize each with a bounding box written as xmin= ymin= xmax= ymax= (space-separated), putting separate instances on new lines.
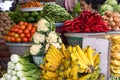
xmin=109 ymin=21 xmax=115 ymax=27
xmin=113 ymin=17 xmax=119 ymax=22
xmin=102 ymin=16 xmax=107 ymax=20
xmin=109 ymin=17 xmax=113 ymax=22
xmin=112 ymin=26 xmax=120 ymax=31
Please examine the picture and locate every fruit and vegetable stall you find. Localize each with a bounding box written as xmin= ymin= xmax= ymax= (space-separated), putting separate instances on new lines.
xmin=1 ymin=0 xmax=120 ymax=80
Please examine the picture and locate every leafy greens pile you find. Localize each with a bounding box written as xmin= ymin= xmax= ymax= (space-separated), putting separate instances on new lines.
xmin=43 ymin=4 xmax=73 ymax=23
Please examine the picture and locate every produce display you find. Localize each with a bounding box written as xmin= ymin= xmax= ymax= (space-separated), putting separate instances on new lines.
xmin=102 ymin=11 xmax=120 ymax=31
xmin=99 ymin=0 xmax=120 ymax=15
xmin=105 ymin=35 xmax=120 ymax=78
xmin=30 ymin=18 xmax=62 ymax=56
xmin=3 ymin=22 xmax=36 ymax=43
xmin=8 ymin=10 xmax=43 ymax=23
xmin=0 ymin=54 xmax=40 ymax=80
xmin=40 ymin=44 xmax=105 ymax=79
xmin=0 ymin=12 xmax=15 ymax=38
xmin=20 ymin=1 xmax=44 ymax=8
xmin=63 ymin=10 xmax=110 ymax=33
xmin=43 ymin=4 xmax=73 ymax=23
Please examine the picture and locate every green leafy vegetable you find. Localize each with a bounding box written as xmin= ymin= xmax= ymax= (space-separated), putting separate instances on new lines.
xmin=43 ymin=4 xmax=73 ymax=22
xmin=72 ymin=2 xmax=81 ymax=17
xmin=113 ymin=5 xmax=120 ymax=13
xmin=105 ymin=0 xmax=118 ymax=6
xmin=99 ymin=4 xmax=113 ymax=12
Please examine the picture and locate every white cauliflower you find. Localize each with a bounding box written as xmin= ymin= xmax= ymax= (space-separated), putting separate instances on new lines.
xmin=37 ymin=19 xmax=50 ymax=32
xmin=33 ymin=32 xmax=45 ymax=44
xmin=30 ymin=44 xmax=42 ymax=55
xmin=50 ymin=43 xmax=61 ymax=49
xmin=46 ymin=31 xmax=58 ymax=43
xmin=45 ymin=43 xmax=50 ymax=52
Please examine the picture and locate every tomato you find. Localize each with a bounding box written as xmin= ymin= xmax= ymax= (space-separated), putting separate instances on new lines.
xmin=19 ymin=22 xmax=24 ymax=26
xmin=10 ymin=28 xmax=14 ymax=32
xmin=7 ymin=36 xmax=11 ymax=42
xmin=27 ymin=24 xmax=32 ymax=31
xmin=11 ymin=37 xmax=16 ymax=42
xmin=24 ymin=22 xmax=28 ymax=26
xmin=14 ymin=27 xmax=19 ymax=32
xmin=17 ymin=29 xmax=23 ymax=34
xmin=29 ymin=37 xmax=32 ymax=42
xmin=26 ymin=33 xmax=31 ymax=38
xmin=10 ymin=32 xmax=15 ymax=37
xmin=22 ymin=37 xmax=28 ymax=42
xmin=31 ymin=27 xmax=36 ymax=34
xmin=24 ymin=29 xmax=29 ymax=34
xmin=16 ymin=38 xmax=22 ymax=42
xmin=14 ymin=33 xmax=19 ymax=38
xmin=20 ymin=33 xmax=25 ymax=38
xmin=20 ymin=25 xmax=26 ymax=30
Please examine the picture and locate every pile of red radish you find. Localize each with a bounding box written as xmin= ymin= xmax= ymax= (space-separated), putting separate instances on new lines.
xmin=62 ymin=11 xmax=111 ymax=33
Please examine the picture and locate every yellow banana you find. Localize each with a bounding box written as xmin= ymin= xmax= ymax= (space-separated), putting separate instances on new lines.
xmin=111 ymin=52 xmax=120 ymax=60
xmin=50 ymin=45 xmax=64 ymax=58
xmin=75 ymin=45 xmax=91 ymax=65
xmin=63 ymin=59 xmax=71 ymax=69
xmin=42 ymin=74 xmax=52 ymax=79
xmin=58 ymin=71 xmax=64 ymax=77
xmin=48 ymin=48 xmax=62 ymax=61
xmin=93 ymin=53 xmax=100 ymax=67
xmin=78 ymin=73 xmax=92 ymax=80
xmin=72 ymin=47 xmax=89 ymax=69
xmin=44 ymin=63 xmax=57 ymax=71
xmin=71 ymin=52 xmax=78 ymax=61
xmin=67 ymin=45 xmax=73 ymax=53
xmin=64 ymin=67 xmax=71 ymax=78
xmin=48 ymin=47 xmax=63 ymax=61
xmin=40 ymin=64 xmax=44 ymax=69
xmin=86 ymin=46 xmax=95 ymax=66
xmin=44 ymin=58 xmax=59 ymax=68
xmin=45 ymin=53 xmax=61 ymax=65
xmin=78 ymin=68 xmax=86 ymax=73
xmin=58 ymin=77 xmax=64 ymax=80
xmin=82 ymin=46 xmax=88 ymax=53
xmin=110 ymin=59 xmax=120 ymax=66
xmin=45 ymin=71 xmax=58 ymax=78
xmin=61 ymin=44 xmax=69 ymax=58
xmin=70 ymin=65 xmax=79 ymax=80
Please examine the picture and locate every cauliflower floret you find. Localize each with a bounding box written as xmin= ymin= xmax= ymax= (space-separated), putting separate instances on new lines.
xmin=33 ymin=32 xmax=45 ymax=44
xmin=50 ymin=43 xmax=61 ymax=49
xmin=45 ymin=43 xmax=50 ymax=52
xmin=37 ymin=19 xmax=50 ymax=32
xmin=30 ymin=44 xmax=42 ymax=55
xmin=46 ymin=31 xmax=58 ymax=43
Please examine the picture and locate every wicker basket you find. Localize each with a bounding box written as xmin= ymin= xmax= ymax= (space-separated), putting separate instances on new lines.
xmin=64 ymin=33 xmax=106 ymax=47
xmin=5 ymin=42 xmax=32 ymax=56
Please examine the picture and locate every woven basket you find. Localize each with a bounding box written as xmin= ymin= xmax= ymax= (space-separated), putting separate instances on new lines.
xmin=64 ymin=33 xmax=106 ymax=47
xmin=5 ymin=42 xmax=32 ymax=56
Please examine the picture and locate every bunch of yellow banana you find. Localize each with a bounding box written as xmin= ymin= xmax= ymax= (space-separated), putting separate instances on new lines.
xmin=106 ymin=35 xmax=120 ymax=77
xmin=40 ymin=45 xmax=64 ymax=79
xmin=70 ymin=45 xmax=100 ymax=73
xmin=40 ymin=44 xmax=102 ymax=80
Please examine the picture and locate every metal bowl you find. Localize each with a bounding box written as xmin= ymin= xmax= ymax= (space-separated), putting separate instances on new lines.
xmin=64 ymin=32 xmax=106 ymax=46
xmin=5 ymin=42 xmax=32 ymax=56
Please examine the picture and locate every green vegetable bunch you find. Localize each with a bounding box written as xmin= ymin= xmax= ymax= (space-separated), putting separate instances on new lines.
xmin=99 ymin=0 xmax=120 ymax=15
xmin=0 ymin=54 xmax=41 ymax=80
xmin=43 ymin=4 xmax=73 ymax=23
